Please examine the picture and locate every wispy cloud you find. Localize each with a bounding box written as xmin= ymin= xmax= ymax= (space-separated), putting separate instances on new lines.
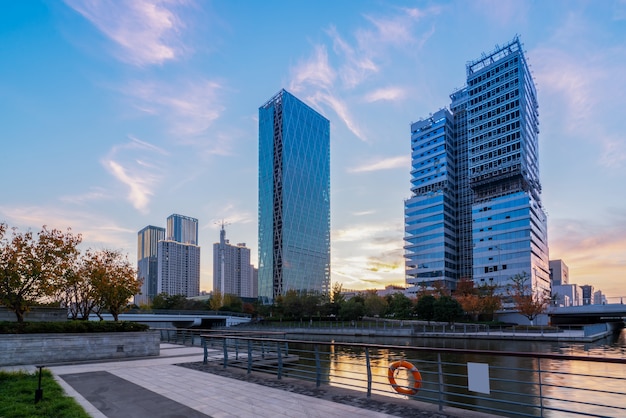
xmin=65 ymin=0 xmax=192 ymax=66
xmin=289 ymin=6 xmax=438 ymax=142
xmin=101 ymin=136 xmax=169 ymax=213
xmin=125 ymin=78 xmax=226 ymax=137
xmin=0 ymin=205 xmax=135 ymax=251
xmin=363 ymin=87 xmax=406 ymax=103
xmin=60 ymin=187 xmax=110 ymax=205
xmin=549 ymin=214 xmax=626 ymax=296
xmin=348 ymin=156 xmax=409 ymax=173
xmin=289 ymin=44 xmax=336 ymax=93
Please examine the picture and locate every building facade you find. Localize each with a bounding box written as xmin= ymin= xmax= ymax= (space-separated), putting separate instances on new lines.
xmin=213 ymin=224 xmax=257 ymax=298
xmin=166 ymin=214 xmax=198 ymax=245
xmin=157 ymin=240 xmax=200 ymax=297
xmin=158 ymin=214 xmax=200 ymax=298
xmin=135 ymin=225 xmax=165 ymax=305
xmin=405 ymin=37 xmax=550 ymax=298
xmin=549 ymin=259 xmax=569 ymax=286
xmin=258 ymin=89 xmax=331 ymax=302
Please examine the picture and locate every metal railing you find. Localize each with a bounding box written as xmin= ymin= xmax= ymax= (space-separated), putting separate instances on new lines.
xmin=197 ymin=334 xmax=626 ymax=418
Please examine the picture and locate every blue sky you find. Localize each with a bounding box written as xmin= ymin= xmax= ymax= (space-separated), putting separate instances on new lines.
xmin=2 ymin=1 xmax=625 ymax=298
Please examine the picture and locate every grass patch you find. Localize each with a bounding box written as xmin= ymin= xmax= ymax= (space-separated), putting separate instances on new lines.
xmin=0 ymin=370 xmax=89 ymax=418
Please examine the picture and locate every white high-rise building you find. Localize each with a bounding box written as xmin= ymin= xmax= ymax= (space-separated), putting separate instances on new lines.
xmin=213 ymin=224 xmax=257 ymax=298
xmin=156 ymin=214 xmax=200 ymax=297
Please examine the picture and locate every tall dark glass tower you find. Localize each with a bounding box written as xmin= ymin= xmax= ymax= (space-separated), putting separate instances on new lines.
xmin=258 ymin=89 xmax=330 ymax=302
xmin=405 ymin=37 xmax=549 ymax=298
xmin=135 ymin=225 xmax=165 ymax=305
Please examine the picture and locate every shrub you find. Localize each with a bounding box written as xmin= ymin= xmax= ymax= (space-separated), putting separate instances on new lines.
xmin=0 ymin=321 xmax=149 ymax=334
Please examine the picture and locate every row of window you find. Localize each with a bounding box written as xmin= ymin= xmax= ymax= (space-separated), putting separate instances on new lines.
xmin=469 ymin=73 xmax=520 ymax=107
xmin=469 ymin=110 xmax=521 ymax=135
xmin=470 ymin=130 xmax=521 ymax=154
xmin=468 ymin=83 xmax=519 ymax=118
xmin=468 ymin=66 xmax=519 ymax=96
xmin=469 ymin=95 xmax=520 ymax=126
xmin=468 ymin=56 xmax=519 ymax=87
xmin=471 ymin=141 xmax=521 ymax=164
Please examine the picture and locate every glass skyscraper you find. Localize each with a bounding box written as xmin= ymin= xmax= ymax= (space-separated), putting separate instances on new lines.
xmin=135 ymin=225 xmax=165 ymax=305
xmin=166 ymin=214 xmax=198 ymax=245
xmin=405 ymin=37 xmax=550 ymax=298
xmin=258 ymin=89 xmax=330 ymax=302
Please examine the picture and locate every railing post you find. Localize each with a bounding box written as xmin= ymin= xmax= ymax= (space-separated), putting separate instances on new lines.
xmin=315 ymin=344 xmax=321 ymax=387
xmin=437 ymin=353 xmax=444 ymax=411
xmin=538 ymin=358 xmax=544 ymax=417
xmin=247 ymin=340 xmax=252 ymax=374
xmin=235 ymin=339 xmax=239 ymax=360
xmin=277 ymin=342 xmax=283 ymax=380
xmin=203 ymin=338 xmax=208 ymax=364
xmin=365 ymin=348 xmax=372 ymax=398
xmin=223 ymin=339 xmax=228 ymax=369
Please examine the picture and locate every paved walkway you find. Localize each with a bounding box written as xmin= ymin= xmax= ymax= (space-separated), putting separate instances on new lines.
xmin=4 ymin=344 xmax=492 ymax=418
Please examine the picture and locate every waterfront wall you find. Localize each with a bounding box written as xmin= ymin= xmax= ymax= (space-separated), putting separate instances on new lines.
xmin=0 ymin=330 xmax=160 ymax=366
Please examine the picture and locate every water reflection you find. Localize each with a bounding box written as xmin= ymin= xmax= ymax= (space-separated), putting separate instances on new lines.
xmin=284 ymin=329 xmax=626 ymax=417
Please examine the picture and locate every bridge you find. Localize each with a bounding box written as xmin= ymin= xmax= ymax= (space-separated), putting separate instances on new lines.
xmin=90 ymin=311 xmax=251 ymax=328
xmin=549 ymin=303 xmax=626 ymax=325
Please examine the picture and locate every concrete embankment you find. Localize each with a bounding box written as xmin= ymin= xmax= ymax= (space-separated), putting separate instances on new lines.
xmin=244 ymin=322 xmax=620 ymax=342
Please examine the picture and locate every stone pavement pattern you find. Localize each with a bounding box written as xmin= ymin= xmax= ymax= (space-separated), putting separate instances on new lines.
xmin=5 ymin=343 xmax=494 ymax=418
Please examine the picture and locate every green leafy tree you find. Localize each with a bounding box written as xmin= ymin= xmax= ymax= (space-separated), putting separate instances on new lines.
xmin=0 ymin=224 xmax=82 ymax=322
xmin=222 ymin=293 xmax=243 ymax=312
xmin=414 ymin=294 xmax=436 ymax=322
xmin=282 ymin=289 xmax=303 ymax=319
xmin=339 ymin=297 xmax=364 ymax=321
xmin=385 ymin=292 xmax=413 ymax=319
xmin=434 ymin=295 xmax=463 ymax=324
xmin=209 ymin=290 xmax=223 ymax=310
xmin=363 ymin=290 xmax=387 ymax=317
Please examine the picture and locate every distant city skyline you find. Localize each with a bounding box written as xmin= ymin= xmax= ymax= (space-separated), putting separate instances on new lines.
xmin=2 ymin=1 xmax=625 ymax=298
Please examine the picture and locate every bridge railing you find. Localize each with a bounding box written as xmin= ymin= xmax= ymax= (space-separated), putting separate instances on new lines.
xmin=199 ymin=334 xmax=626 ymax=418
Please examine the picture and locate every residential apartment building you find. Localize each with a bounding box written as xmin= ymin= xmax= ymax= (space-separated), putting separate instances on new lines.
xmin=258 ymin=89 xmax=330 ymax=302
xmin=213 ymin=224 xmax=257 ymax=298
xmin=135 ymin=225 xmax=165 ymax=305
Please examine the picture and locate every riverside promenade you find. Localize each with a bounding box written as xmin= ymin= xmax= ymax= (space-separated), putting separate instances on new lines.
xmin=3 ymin=343 xmax=495 ymax=418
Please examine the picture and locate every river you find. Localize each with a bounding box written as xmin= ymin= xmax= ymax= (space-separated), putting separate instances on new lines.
xmin=282 ymin=328 xmax=626 ymax=417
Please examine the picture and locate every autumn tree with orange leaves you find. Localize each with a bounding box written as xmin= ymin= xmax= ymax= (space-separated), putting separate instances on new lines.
xmin=0 ymin=223 xmax=82 ymax=322
xmin=508 ymin=272 xmax=548 ymax=325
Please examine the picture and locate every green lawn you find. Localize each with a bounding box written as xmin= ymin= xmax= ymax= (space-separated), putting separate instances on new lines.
xmin=0 ymin=370 xmax=90 ymax=418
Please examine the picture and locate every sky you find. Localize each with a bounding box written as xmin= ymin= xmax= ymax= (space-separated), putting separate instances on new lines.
xmin=1 ymin=0 xmax=626 ymax=299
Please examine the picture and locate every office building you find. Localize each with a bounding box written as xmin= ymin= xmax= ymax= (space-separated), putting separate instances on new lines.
xmin=258 ymin=89 xmax=330 ymax=302
xmin=135 ymin=225 xmax=165 ymax=305
xmin=549 ymin=259 xmax=569 ymax=286
xmin=213 ymin=224 xmax=257 ymax=298
xmin=405 ymin=37 xmax=550 ymax=297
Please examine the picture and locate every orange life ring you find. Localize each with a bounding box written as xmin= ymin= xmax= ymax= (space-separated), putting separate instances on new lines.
xmin=388 ymin=360 xmax=422 ymax=395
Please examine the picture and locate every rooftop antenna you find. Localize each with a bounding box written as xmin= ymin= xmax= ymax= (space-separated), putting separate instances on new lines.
xmin=215 ymin=219 xmax=231 ymax=295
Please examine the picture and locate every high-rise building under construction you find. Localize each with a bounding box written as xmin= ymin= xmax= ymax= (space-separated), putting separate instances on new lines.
xmin=405 ymin=37 xmax=550 ymax=297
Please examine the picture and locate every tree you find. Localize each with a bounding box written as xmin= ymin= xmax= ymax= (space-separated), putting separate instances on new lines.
xmin=339 ymin=297 xmax=364 ymax=321
xmin=209 ymin=290 xmax=223 ymax=310
xmin=434 ymin=296 xmax=463 ymax=324
xmin=385 ymin=292 xmax=413 ymax=319
xmin=222 ymin=293 xmax=243 ymax=312
xmin=85 ymin=249 xmax=142 ymax=321
xmin=414 ymin=294 xmax=436 ymax=322
xmin=363 ymin=290 xmax=387 ymax=317
xmin=454 ymin=278 xmax=482 ymax=321
xmin=508 ymin=272 xmax=548 ymax=325
xmin=0 ymin=224 xmax=82 ymax=322
xmin=477 ymin=280 xmax=502 ymax=321
xmin=331 ymin=282 xmax=345 ymax=305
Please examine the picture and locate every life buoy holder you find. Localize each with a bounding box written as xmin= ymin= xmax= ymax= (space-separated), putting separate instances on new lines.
xmin=388 ymin=360 xmax=422 ymax=395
